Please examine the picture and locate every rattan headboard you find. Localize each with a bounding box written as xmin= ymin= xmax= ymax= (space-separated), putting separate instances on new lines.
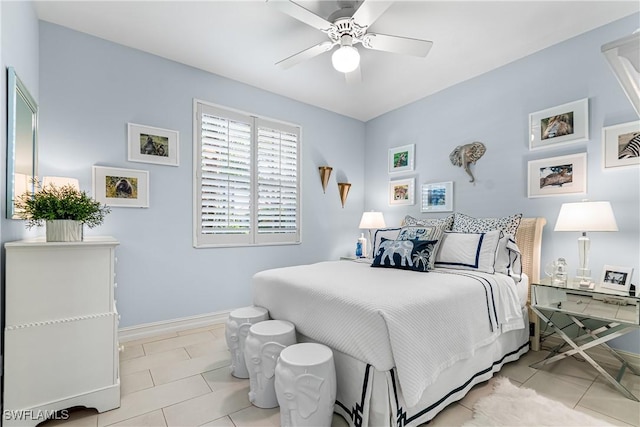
xmin=515 ymin=217 xmax=547 ymax=302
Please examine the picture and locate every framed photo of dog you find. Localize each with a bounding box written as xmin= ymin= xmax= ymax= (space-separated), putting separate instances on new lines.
xmin=93 ymin=166 xmax=149 ymax=208
xmin=529 ymin=98 xmax=589 ymax=150
xmin=128 ymin=123 xmax=179 ymax=166
xmin=527 ymin=153 xmax=587 ymax=198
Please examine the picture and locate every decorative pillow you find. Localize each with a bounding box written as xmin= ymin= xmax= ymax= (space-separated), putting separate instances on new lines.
xmin=495 ymin=232 xmax=523 ymax=282
xmin=402 ymin=214 xmax=454 ymax=231
xmin=452 ymin=212 xmax=523 ymax=235
xmin=396 ymin=225 xmax=446 ymax=269
xmin=372 ymin=228 xmax=401 ymax=259
xmin=434 ymin=230 xmax=501 ymax=273
xmin=372 ymin=238 xmax=438 ymax=272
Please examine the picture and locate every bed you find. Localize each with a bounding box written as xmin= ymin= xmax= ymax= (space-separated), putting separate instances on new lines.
xmin=252 ymin=214 xmax=546 ymax=427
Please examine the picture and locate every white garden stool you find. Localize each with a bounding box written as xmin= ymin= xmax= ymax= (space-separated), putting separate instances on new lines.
xmin=225 ymin=306 xmax=269 ymax=379
xmin=275 ymin=343 xmax=337 ymax=427
xmin=244 ymin=320 xmax=296 ymax=408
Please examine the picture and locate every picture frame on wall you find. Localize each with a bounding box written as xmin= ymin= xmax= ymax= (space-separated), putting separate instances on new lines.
xmin=421 ymin=181 xmax=453 ymax=212
xmin=602 ymin=121 xmax=640 ymax=169
xmin=389 ymin=178 xmax=415 ymax=206
xmin=600 ymin=265 xmax=633 ymax=296
xmin=527 ymin=153 xmax=587 ymax=198
xmin=388 ymin=144 xmax=415 ymax=174
xmin=93 ymin=166 xmax=149 ymax=208
xmin=529 ymin=98 xmax=589 ymax=150
xmin=128 ymin=123 xmax=179 ymax=166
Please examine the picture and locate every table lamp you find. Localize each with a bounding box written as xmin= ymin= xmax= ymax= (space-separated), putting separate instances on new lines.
xmin=554 ymin=201 xmax=618 ymax=282
xmin=359 ymin=211 xmax=386 ymax=258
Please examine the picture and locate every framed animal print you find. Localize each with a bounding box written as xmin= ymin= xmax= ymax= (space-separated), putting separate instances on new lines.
xmin=128 ymin=123 xmax=179 ymax=166
xmin=529 ymin=99 xmax=589 ymax=150
xmin=600 ymin=265 xmax=633 ymax=296
xmin=527 ymin=153 xmax=587 ymax=198
xmin=602 ymin=121 xmax=640 ymax=169
xmin=92 ymin=166 xmax=149 ymax=208
xmin=388 ymin=144 xmax=415 ymax=174
xmin=389 ymin=178 xmax=415 ymax=206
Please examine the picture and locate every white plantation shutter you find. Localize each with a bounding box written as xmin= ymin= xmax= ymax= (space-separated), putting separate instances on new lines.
xmin=256 ymin=119 xmax=299 ymax=244
xmin=194 ymin=101 xmax=301 ymax=247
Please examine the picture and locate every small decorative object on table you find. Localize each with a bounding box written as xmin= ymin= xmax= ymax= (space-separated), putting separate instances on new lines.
xmin=601 ymin=265 xmax=634 ymax=296
xmin=15 ymin=180 xmax=110 ymax=242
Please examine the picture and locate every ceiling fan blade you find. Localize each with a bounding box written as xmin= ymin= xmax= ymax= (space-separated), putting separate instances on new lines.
xmin=362 ymin=33 xmax=433 ymax=57
xmin=268 ymin=0 xmax=333 ymax=32
xmin=352 ymin=0 xmax=393 ymax=29
xmin=345 ymin=66 xmax=362 ymax=84
xmin=276 ymin=41 xmax=335 ymax=69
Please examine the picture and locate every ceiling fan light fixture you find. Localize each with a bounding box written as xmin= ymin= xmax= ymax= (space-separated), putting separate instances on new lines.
xmin=332 ymin=45 xmax=360 ymax=73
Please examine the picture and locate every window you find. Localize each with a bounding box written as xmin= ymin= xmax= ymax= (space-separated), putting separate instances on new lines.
xmin=194 ymin=101 xmax=301 ymax=247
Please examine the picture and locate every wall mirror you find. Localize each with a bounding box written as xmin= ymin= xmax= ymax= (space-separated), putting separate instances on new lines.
xmin=6 ymin=66 xmax=38 ymax=219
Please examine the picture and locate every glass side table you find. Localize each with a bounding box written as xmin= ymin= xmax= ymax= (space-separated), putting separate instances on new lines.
xmin=530 ymin=278 xmax=639 ymax=401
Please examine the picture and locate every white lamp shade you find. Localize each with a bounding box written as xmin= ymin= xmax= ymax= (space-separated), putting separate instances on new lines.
xmin=554 ymin=201 xmax=618 ymax=232
xmin=359 ymin=211 xmax=386 ymax=229
xmin=332 ymin=46 xmax=360 ymax=73
xmin=42 ymin=176 xmax=80 ymax=191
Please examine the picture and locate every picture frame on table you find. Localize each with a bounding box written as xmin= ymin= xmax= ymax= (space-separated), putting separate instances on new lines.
xmin=92 ymin=166 xmax=149 ymax=208
xmin=388 ymin=144 xmax=415 ymax=174
xmin=389 ymin=178 xmax=415 ymax=206
xmin=529 ymin=98 xmax=589 ymax=150
xmin=527 ymin=153 xmax=587 ymax=198
xmin=128 ymin=123 xmax=179 ymax=166
xmin=600 ymin=265 xmax=633 ymax=295
xmin=602 ymin=121 xmax=640 ymax=169
xmin=421 ymin=181 xmax=453 ymax=212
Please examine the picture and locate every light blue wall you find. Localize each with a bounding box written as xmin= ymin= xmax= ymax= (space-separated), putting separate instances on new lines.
xmin=37 ymin=22 xmax=365 ymax=327
xmin=1 ymin=0 xmax=40 ymax=243
xmin=363 ymin=14 xmax=640 ymax=354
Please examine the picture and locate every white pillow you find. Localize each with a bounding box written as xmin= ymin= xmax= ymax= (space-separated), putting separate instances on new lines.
xmin=495 ymin=232 xmax=523 ymax=281
xmin=435 ymin=230 xmax=501 ymax=273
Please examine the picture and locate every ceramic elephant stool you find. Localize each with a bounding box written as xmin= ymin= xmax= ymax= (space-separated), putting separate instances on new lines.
xmin=224 ymin=306 xmax=269 ymax=378
xmin=244 ymin=320 xmax=296 ymax=408
xmin=275 ymin=343 xmax=337 ymax=427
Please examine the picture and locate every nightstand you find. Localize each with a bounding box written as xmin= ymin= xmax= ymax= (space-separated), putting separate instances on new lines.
xmin=530 ymin=279 xmax=639 ymax=401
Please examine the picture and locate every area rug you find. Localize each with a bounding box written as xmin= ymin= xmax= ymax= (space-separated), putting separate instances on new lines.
xmin=463 ymin=377 xmax=613 ymax=426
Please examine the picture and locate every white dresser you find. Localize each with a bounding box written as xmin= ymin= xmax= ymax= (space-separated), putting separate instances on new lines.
xmin=3 ymin=237 xmax=121 ymax=426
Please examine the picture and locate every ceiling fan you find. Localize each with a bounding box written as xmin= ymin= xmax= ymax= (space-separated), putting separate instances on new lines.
xmin=269 ymin=0 xmax=433 ymax=79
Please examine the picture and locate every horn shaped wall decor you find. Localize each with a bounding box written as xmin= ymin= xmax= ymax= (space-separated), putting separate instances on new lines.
xmin=337 ymin=182 xmax=351 ymax=208
xmin=318 ymin=166 xmax=332 ymax=193
xmin=449 ymin=141 xmax=486 ymax=183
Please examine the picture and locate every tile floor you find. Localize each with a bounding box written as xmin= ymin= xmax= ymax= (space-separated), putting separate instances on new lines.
xmin=42 ymin=323 xmax=639 ymax=427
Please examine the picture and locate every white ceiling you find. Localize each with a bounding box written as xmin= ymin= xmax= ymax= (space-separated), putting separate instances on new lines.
xmin=34 ymin=1 xmax=639 ymax=122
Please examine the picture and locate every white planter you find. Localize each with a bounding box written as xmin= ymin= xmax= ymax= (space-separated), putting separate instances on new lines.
xmin=46 ymin=220 xmax=83 ymax=242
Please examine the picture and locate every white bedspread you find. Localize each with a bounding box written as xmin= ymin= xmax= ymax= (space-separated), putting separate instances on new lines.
xmin=252 ymin=261 xmax=524 ymax=407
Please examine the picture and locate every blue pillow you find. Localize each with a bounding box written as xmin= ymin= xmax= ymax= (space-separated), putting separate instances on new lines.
xmin=372 ymin=238 xmax=438 ymax=272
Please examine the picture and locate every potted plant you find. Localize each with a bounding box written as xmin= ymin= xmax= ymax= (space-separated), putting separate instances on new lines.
xmin=15 ymin=181 xmax=111 ymax=242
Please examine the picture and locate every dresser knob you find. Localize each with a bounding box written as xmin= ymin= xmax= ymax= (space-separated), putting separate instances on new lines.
xmin=114 ymin=282 xmax=118 ymax=288
xmin=119 ymin=345 xmax=124 ymax=352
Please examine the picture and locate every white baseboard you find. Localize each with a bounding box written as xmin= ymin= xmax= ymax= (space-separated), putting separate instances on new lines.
xmin=541 ymin=335 xmax=640 ymax=372
xmin=118 ymin=310 xmax=231 ymax=342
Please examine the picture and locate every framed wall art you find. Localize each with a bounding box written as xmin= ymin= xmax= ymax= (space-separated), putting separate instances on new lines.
xmin=128 ymin=123 xmax=179 ymax=166
xmin=602 ymin=121 xmax=640 ymax=169
xmin=529 ymin=98 xmax=589 ymax=150
xmin=388 ymin=144 xmax=414 ymax=174
xmin=389 ymin=178 xmax=415 ymax=206
xmin=93 ymin=166 xmax=149 ymax=208
xmin=527 ymin=153 xmax=587 ymax=198
xmin=421 ymin=181 xmax=453 ymax=212
xmin=600 ymin=265 xmax=633 ymax=296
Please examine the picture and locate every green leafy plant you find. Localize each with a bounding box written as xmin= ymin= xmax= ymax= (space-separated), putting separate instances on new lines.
xmin=15 ymin=182 xmax=110 ymax=229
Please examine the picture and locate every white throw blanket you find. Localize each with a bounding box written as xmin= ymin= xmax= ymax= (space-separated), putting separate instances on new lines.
xmin=252 ymin=261 xmax=524 ymax=407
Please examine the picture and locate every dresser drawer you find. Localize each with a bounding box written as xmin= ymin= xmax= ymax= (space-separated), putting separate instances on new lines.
xmin=5 ymin=244 xmax=116 ymax=326
xmin=3 ymin=313 xmax=119 ymax=410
